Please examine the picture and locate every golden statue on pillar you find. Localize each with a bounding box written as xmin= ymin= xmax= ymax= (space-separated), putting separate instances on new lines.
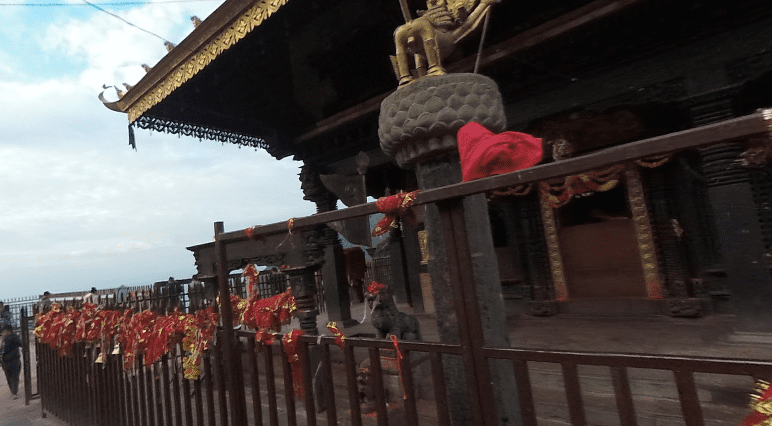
xmin=391 ymin=0 xmax=499 ymax=86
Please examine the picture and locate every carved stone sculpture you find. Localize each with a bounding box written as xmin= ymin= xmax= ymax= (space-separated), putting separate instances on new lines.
xmin=379 ymin=73 xmax=507 ymax=167
xmin=356 ymin=363 xmax=380 ymax=414
xmin=365 ymin=283 xmax=421 ymax=341
xmin=392 ymin=0 xmax=499 ymax=86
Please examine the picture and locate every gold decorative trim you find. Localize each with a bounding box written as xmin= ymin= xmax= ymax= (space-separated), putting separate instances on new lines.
xmin=625 ymin=165 xmax=665 ymax=299
xmin=418 ymin=230 xmax=429 ymax=265
xmin=127 ymin=0 xmax=291 ymax=122
xmin=539 ymin=192 xmax=568 ymax=301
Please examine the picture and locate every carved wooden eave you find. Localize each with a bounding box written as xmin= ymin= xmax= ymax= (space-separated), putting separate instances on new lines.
xmin=102 ymin=0 xmax=293 ymax=123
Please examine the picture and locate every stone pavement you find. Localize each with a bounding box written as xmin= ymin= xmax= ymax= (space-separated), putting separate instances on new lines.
xmin=305 ymin=299 xmax=772 ymax=359
xmin=0 ymin=332 xmax=66 ymax=426
xmin=0 ymin=381 xmax=65 ymax=426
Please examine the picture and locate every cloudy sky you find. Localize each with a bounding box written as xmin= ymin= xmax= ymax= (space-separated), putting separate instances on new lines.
xmin=0 ymin=1 xmax=316 ymax=299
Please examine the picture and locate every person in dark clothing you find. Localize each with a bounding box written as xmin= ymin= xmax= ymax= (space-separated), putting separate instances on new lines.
xmin=0 ymin=303 xmax=9 ymax=330
xmin=1 ymin=324 xmax=21 ymax=399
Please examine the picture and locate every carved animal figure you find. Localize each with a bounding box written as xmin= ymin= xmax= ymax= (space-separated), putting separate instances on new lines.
xmin=548 ymin=138 xmax=575 ymax=161
xmin=392 ymin=0 xmax=499 ymax=86
xmin=356 ymin=364 xmax=379 ymax=413
xmin=365 ymin=283 xmax=421 ymax=341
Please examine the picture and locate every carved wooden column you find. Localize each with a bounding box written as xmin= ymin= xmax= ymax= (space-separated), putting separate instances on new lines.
xmin=300 ymin=165 xmax=356 ymax=327
xmin=635 ymin=162 xmax=706 ymax=316
xmin=517 ymin=193 xmax=556 ymax=315
xmin=625 ymin=167 xmax=667 ymax=300
xmin=284 ymin=265 xmax=322 ymax=335
xmin=539 ymin=192 xmax=569 ymax=302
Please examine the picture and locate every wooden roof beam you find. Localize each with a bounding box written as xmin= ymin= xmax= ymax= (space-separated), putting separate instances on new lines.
xmin=296 ymin=0 xmax=648 ymax=143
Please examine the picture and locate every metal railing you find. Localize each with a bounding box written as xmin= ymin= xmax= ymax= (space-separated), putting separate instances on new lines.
xmin=34 ymin=110 xmax=772 ymax=426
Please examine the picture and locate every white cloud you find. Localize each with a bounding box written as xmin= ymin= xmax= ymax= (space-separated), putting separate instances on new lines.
xmin=0 ymin=3 xmax=318 ymax=298
xmin=44 ymin=2 xmax=219 ymax=88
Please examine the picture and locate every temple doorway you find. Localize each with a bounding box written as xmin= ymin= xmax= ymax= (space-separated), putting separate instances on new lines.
xmin=556 ymin=184 xmax=647 ymax=298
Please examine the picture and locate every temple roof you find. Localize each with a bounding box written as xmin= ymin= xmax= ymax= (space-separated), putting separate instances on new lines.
xmin=105 ymin=0 xmax=772 ymax=163
xmin=106 ymin=0 xmax=657 ymax=159
xmin=103 ymin=0 xmax=293 ymax=122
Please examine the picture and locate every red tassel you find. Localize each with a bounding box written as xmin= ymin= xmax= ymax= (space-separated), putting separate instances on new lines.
xmin=282 ymin=329 xmax=306 ymax=401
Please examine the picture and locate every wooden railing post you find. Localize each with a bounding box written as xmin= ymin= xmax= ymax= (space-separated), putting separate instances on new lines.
xmin=214 ymin=221 xmax=248 ymax=426
xmin=20 ymin=307 xmax=33 ymax=405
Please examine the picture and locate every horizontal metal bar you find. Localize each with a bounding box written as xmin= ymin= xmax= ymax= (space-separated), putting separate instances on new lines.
xmin=482 ymin=347 xmax=772 ymax=375
xmin=234 ymin=330 xmax=464 ymax=354
xmin=217 ymin=110 xmax=770 ymax=244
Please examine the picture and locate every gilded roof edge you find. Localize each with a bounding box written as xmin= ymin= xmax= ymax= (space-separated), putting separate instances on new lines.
xmin=126 ymin=0 xmax=291 ymax=123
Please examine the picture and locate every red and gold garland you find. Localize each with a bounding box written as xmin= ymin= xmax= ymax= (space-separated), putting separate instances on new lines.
xmin=181 ymin=307 xmax=219 ymax=380
xmin=118 ymin=309 xmax=158 ymax=370
xmin=742 ymin=380 xmax=772 ymax=426
xmin=540 ymin=164 xmax=624 ymax=208
xmin=242 ymin=264 xmax=260 ymax=299
xmin=241 ymin=289 xmax=297 ymax=340
xmin=326 ymin=322 xmax=346 ymax=349
xmin=34 ymin=288 xmax=298 ymax=381
xmin=372 ymin=191 xmax=419 ymax=237
xmin=367 ymin=281 xmax=387 ymax=296
xmin=35 ymin=303 xmax=220 ymax=380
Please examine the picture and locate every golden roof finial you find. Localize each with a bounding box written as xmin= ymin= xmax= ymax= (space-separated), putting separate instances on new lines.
xmin=164 ymin=41 xmax=176 ymax=52
xmin=191 ymin=16 xmax=202 ymax=28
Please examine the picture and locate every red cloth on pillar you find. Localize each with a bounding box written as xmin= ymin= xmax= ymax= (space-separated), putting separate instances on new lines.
xmin=457 ymin=122 xmax=543 ymax=182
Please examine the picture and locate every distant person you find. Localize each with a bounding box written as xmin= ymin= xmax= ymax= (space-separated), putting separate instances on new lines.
xmin=344 ymin=247 xmax=367 ymax=304
xmin=0 ymin=305 xmax=11 ymax=331
xmin=167 ymin=277 xmax=183 ymax=312
xmin=84 ymin=287 xmax=99 ymax=306
xmin=36 ymin=291 xmax=52 ymax=314
xmin=1 ymin=324 xmax=21 ymax=399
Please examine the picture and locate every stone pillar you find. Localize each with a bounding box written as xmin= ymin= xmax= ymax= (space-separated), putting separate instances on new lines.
xmin=299 ymin=165 xmax=356 ymax=326
xmin=379 ymin=73 xmax=521 ymax=426
xmin=401 ymin=219 xmax=425 ymax=312
xmin=513 ymin=193 xmax=553 ymax=306
xmin=387 ymin=226 xmax=410 ymax=304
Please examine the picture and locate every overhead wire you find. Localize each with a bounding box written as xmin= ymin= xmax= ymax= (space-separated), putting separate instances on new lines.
xmin=81 ymin=0 xmax=173 ymax=43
